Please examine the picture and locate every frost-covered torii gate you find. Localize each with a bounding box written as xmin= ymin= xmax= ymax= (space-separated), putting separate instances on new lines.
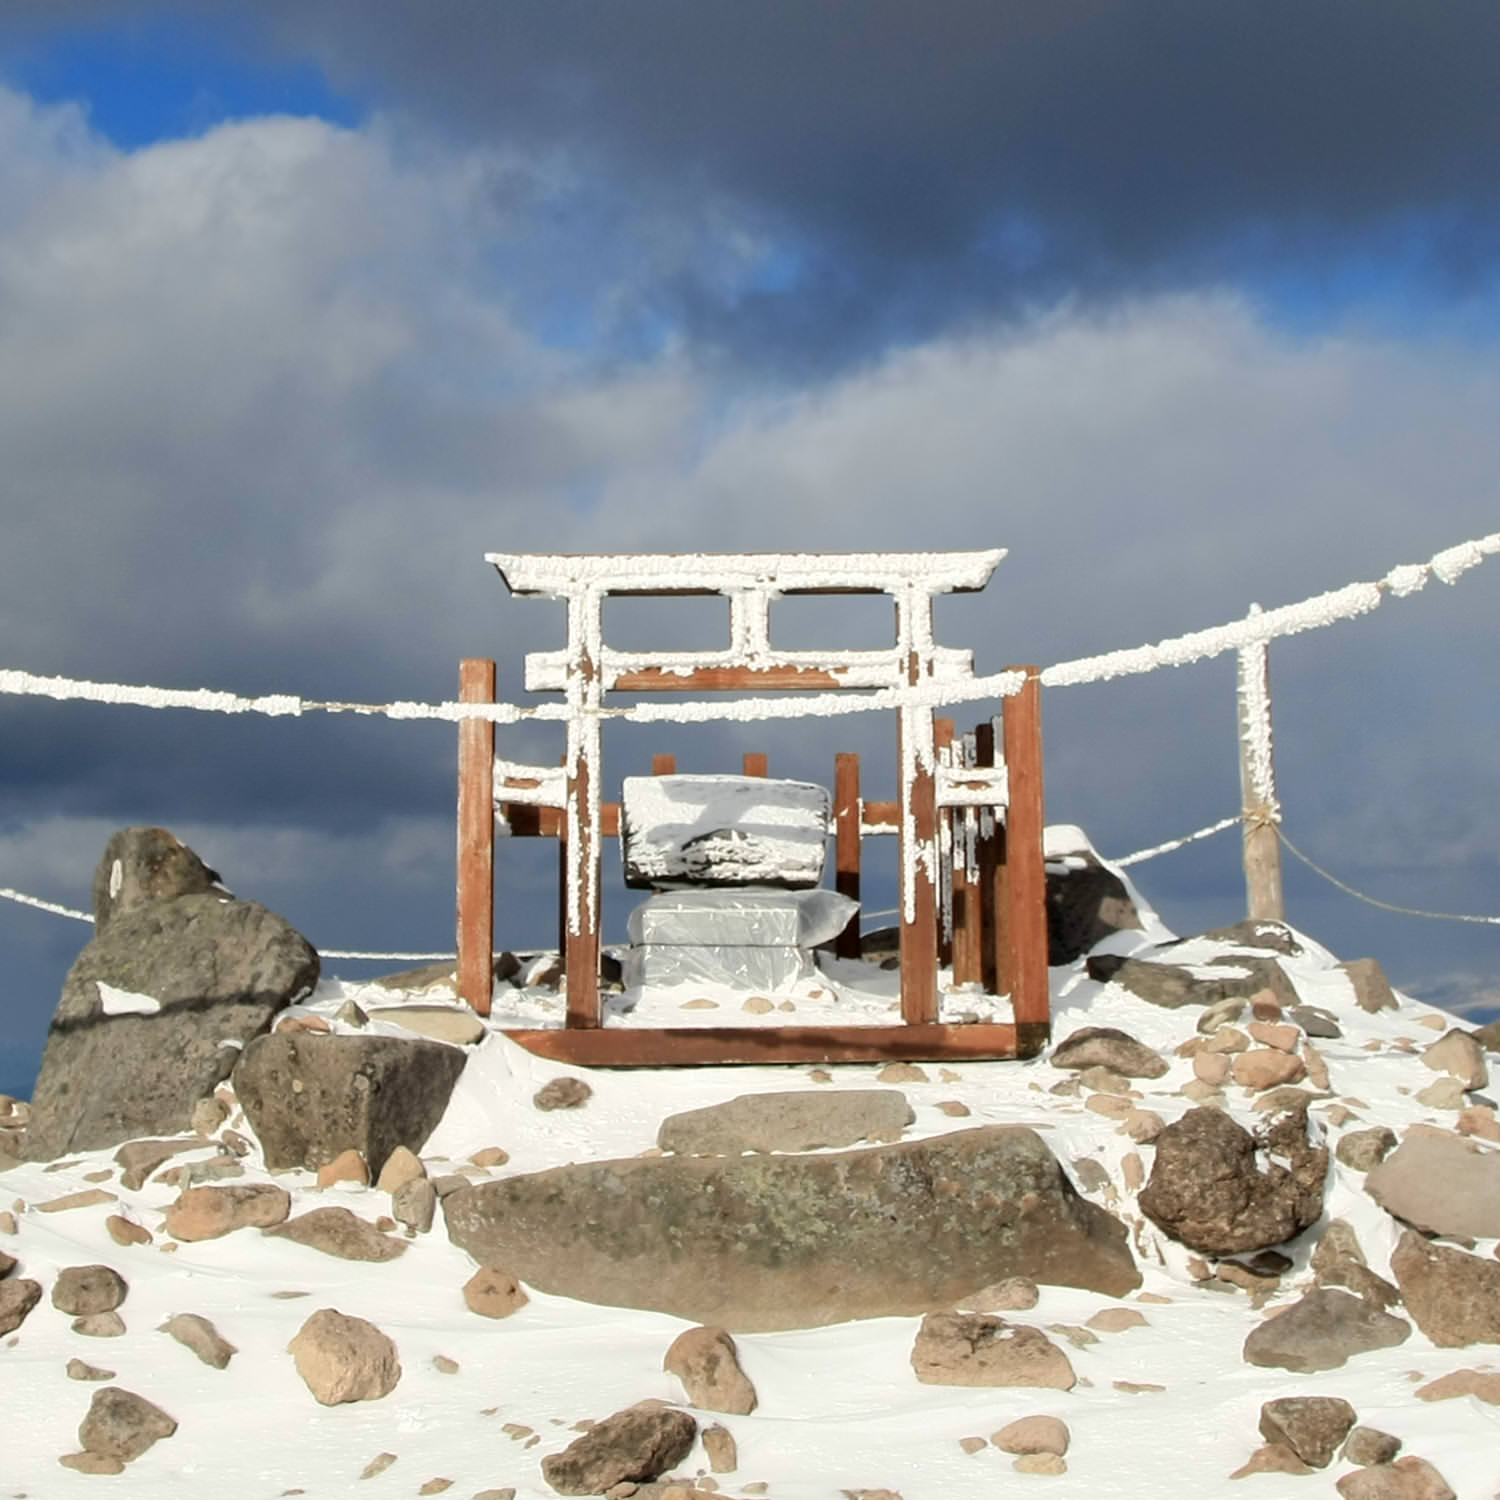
xmin=456 ymin=551 xmax=1050 ymax=1064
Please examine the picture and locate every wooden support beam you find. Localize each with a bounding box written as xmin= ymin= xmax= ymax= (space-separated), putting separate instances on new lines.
xmin=500 ymin=1021 xmax=1048 ymax=1066
xmin=1003 ymin=669 xmax=1049 ymax=1037
xmin=950 ymin=731 xmax=984 ymax=989
xmin=973 ymin=721 xmax=1001 ymax=995
xmin=456 ymin=658 xmax=496 ymax=1017
xmin=742 ymin=751 xmax=768 ymax=777
xmin=934 ymin=717 xmax=955 ymax=969
xmin=563 ymin=595 xmax=602 ymax=1029
xmin=651 ymin=753 xmax=677 ymax=776
xmin=834 ymin=751 xmax=862 ymax=959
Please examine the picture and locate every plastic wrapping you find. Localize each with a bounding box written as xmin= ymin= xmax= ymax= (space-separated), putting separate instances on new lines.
xmin=624 ymin=887 xmax=859 ymax=991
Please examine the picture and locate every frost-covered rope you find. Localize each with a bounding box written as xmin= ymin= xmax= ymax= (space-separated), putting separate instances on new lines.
xmin=1112 ymin=814 xmax=1242 ymax=868
xmin=0 ymin=528 xmax=1495 ymax=725
xmin=0 ymin=885 xmax=456 ymax=959
xmin=1274 ymin=826 xmax=1500 ymax=926
xmin=0 ymin=886 xmax=91 ymax=921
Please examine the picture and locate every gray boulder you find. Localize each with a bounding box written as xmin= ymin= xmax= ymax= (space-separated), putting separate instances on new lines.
xmin=1364 ymin=1125 xmax=1500 ymax=1239
xmin=1045 ymin=857 xmax=1141 ymax=964
xmin=1340 ymin=958 xmax=1398 ymax=1013
xmin=911 ymin=1313 xmax=1075 ymax=1389
xmin=1138 ymin=1105 xmax=1327 ymax=1255
xmin=541 ymin=1403 xmax=697 ymax=1496
xmin=233 ymin=1033 xmax=466 ymax=1179
xmin=1086 ymin=951 xmax=1296 ymax=1010
xmin=1243 ymin=1289 xmax=1410 ymax=1371
xmin=263 ymin=1207 xmax=408 ymax=1263
xmin=1258 ymin=1396 xmax=1357 ymax=1468
xmin=445 ymin=1125 xmax=1139 ymax=1332
xmin=77 ymin=1387 xmax=177 ymax=1464
xmin=25 ymin=892 xmax=318 ymax=1160
xmin=1049 ymin=1026 xmax=1167 ymax=1079
xmin=92 ymin=827 xmax=222 ymax=935
xmin=657 ymin=1090 xmax=913 ymax=1155
xmin=1388 ymin=1229 xmax=1500 ymax=1347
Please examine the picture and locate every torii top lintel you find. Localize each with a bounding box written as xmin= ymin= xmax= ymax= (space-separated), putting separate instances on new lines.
xmin=486 ymin=550 xmax=1006 ymax=599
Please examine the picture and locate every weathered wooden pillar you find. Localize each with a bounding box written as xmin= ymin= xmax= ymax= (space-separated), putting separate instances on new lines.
xmin=742 ymin=751 xmax=768 ymax=777
xmin=1003 ymin=668 xmax=1049 ymax=1040
xmin=1237 ymin=607 xmax=1285 ymax=921
xmin=897 ymin=590 xmax=939 ymax=1026
xmin=974 ymin=719 xmax=1003 ymax=995
xmin=834 ymin=751 xmax=862 ymax=959
xmin=950 ymin=730 xmax=984 ymax=988
xmin=563 ymin=591 xmax=602 ymax=1028
xmin=456 ymin=658 xmax=496 ymax=1017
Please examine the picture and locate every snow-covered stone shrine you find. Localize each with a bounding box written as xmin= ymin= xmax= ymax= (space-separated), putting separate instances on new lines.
xmin=456 ymin=551 xmax=1049 ymax=1065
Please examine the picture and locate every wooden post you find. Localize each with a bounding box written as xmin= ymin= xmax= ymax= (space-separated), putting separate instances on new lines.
xmin=457 ymin=658 xmax=496 ymax=1017
xmin=950 ymin=731 xmax=984 ymax=988
xmin=1003 ymin=669 xmax=1048 ymax=1038
xmin=834 ymin=751 xmax=862 ymax=959
xmin=742 ymin=751 xmax=768 ymax=777
xmin=934 ymin=718 xmax=955 ymax=969
xmin=974 ymin=720 xmax=1002 ymax=994
xmin=562 ymin=592 xmax=602 ymax=1028
xmin=897 ymin=588 xmax=940 ymax=1026
xmin=652 ymin=753 xmax=677 ymax=776
xmin=1237 ymin=606 xmax=1285 ymax=921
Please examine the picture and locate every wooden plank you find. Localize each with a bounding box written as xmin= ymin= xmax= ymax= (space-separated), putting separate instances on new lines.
xmin=1003 ymin=669 xmax=1049 ymax=1036
xmin=741 ymin=751 xmax=768 ymax=777
xmin=651 ymin=753 xmax=676 ymax=776
xmin=563 ymin=598 xmax=602 ymax=1029
xmin=950 ymin=732 xmax=983 ymax=989
xmin=898 ymin=612 xmax=940 ymax=1025
xmin=613 ymin=665 xmax=844 ymax=692
xmin=973 ymin=721 xmax=1001 ymax=995
xmin=863 ymin=800 xmax=899 ymax=830
xmin=934 ymin=718 xmax=955 ymax=969
xmin=499 ymin=1021 xmax=1048 ymax=1066
xmin=456 ymin=659 xmax=496 ymax=1018
xmin=834 ymin=751 xmax=862 ymax=959
xmin=500 ymin=804 xmax=619 ymax=838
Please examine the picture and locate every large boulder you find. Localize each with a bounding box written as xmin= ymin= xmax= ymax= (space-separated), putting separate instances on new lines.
xmin=1138 ymin=1104 xmax=1327 ymax=1255
xmin=656 ymin=1090 xmax=913 ymax=1155
xmin=910 ymin=1313 xmax=1075 ymax=1389
xmin=1045 ymin=856 xmax=1141 ymax=964
xmin=233 ymin=1033 xmax=466 ymax=1179
xmin=92 ymin=827 xmax=222 ymax=935
xmin=1388 ymin=1229 xmax=1500 ymax=1347
xmin=1242 ymin=1289 xmax=1411 ymax=1372
xmin=1363 ymin=1126 xmax=1500 ymax=1239
xmin=25 ymin=888 xmax=319 ymax=1160
xmin=541 ymin=1403 xmax=698 ymax=1496
xmin=444 ymin=1125 xmax=1139 ymax=1332
xmin=1086 ymin=951 xmax=1297 ymax=1010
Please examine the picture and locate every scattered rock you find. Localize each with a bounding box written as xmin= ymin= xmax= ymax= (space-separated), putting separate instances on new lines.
xmin=1343 ymin=1428 xmax=1402 ymax=1467
xmin=52 ymin=1264 xmax=127 ymax=1316
xmin=1336 ymin=1127 xmax=1397 ymax=1171
xmin=1290 ymin=1006 xmax=1342 ymax=1039
xmin=1473 ymin=1017 xmax=1500 ymax=1052
xmin=1193 ymin=1053 xmax=1231 ymax=1086
xmin=360 ymin=1451 xmax=398 ymax=1478
xmin=1421 ymin=1029 xmax=1487 ymax=1089
xmin=1415 ymin=1367 xmax=1500 ymax=1402
xmin=1085 ymin=1306 xmax=1147 ymax=1333
xmin=59 ymin=1450 xmax=126 ymax=1475
xmin=701 ymin=1424 xmax=737 ymax=1473
xmin=1334 ymin=1456 xmax=1455 ymax=1499
xmin=264 ymin=1206 xmax=408 ymax=1262
xmin=463 ymin=1266 xmax=529 ymax=1319
xmin=663 ymin=1326 xmax=757 ymax=1414
xmin=105 ymin=1214 xmax=153 ymax=1247
xmin=1071 ymin=1157 xmax=1109 ymax=1193
xmin=535 ymin=1077 xmax=593 ymax=1111
xmin=114 ymin=1136 xmax=198 ymax=1190
xmin=1119 ymin=1109 xmax=1164 ymax=1143
xmin=875 ymin=1063 xmax=928 ymax=1084
xmin=1077 ymin=1064 xmax=1134 ymax=1095
xmin=376 ymin=1004 xmax=487 ymax=1046
xmin=78 ymin=1385 xmax=177 ymax=1463
xmin=444 ymin=1126 xmax=1140 ymax=1331
xmin=910 ymin=1313 xmax=1075 ymax=1389
xmin=288 ymin=1308 xmax=401 ymax=1405
xmin=0 ymin=1277 xmax=42 ymax=1333
xmin=1138 ymin=1105 xmax=1326 ymax=1255
xmin=376 ymin=1144 xmax=426 ymax=1194
xmin=73 ymin=1309 xmax=127 ymax=1337
xmin=990 ymin=1415 xmax=1069 ymax=1456
xmin=958 ymin=1277 xmax=1038 ymax=1312
xmin=1258 ymin=1395 xmax=1357 ymax=1467
xmin=1012 ymin=1453 xmax=1067 ymax=1475
xmin=540 ymin=1403 xmax=698 ymax=1495
xmin=1230 ymin=1443 xmax=1312 ymax=1479
xmin=1242 ymin=1288 xmax=1410 ymax=1371
xmin=1231 ymin=1049 xmax=1307 ymax=1090
xmin=1310 ymin=1220 xmax=1400 ymax=1309
xmin=234 ymin=1033 xmax=466 ymax=1179
xmin=393 ymin=1177 xmax=438 ymax=1233
xmin=317 ymin=1148 xmax=370 ymax=1188
xmin=159 ymin=1312 xmax=236 ymax=1368
xmin=936 ymin=1100 xmax=971 ymax=1118
xmin=1340 ymin=958 xmax=1398 ymax=1013
xmin=191 ymin=1094 xmax=230 ymax=1136
xmin=418 ymin=1480 xmax=454 ymax=1495
xmin=1198 ymin=999 xmax=1247 ymax=1034
xmin=1049 ymin=1027 xmax=1167 ymax=1079
xmin=1455 ymin=1104 xmax=1500 ymax=1140
xmin=1247 ymin=1021 xmax=1301 ymax=1053
xmin=36 ymin=1187 xmax=115 ymax=1212
xmin=1388 ymin=1229 xmax=1500 ymax=1346
xmin=470 ymin=1146 xmax=510 ymax=1168
xmin=657 ymin=1091 xmax=913 ymax=1155
xmin=1415 ymin=1078 xmax=1466 ymax=1110
xmin=1364 ymin=1126 xmax=1500 ymax=1238
xmin=165 ymin=1183 xmax=291 ymax=1241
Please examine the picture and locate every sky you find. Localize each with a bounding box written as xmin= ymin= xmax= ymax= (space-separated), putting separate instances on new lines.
xmin=1 ymin=2 xmax=1498 ymax=1094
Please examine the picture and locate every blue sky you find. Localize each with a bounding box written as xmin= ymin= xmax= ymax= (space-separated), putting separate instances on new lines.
xmin=0 ymin=3 xmax=1497 ymax=1094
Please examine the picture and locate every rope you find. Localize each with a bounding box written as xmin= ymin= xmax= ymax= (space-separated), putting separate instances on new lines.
xmin=0 ymin=527 xmax=1494 ymax=727
xmin=0 ymin=887 xmax=91 ymax=921
xmin=1275 ymin=824 xmax=1500 ymax=926
xmin=319 ymin=949 xmax=454 ymax=962
xmin=1113 ymin=814 xmax=1242 ymax=867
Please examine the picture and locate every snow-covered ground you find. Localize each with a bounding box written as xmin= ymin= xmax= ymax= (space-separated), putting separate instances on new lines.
xmin=3 ymin=858 xmax=1499 ymax=1499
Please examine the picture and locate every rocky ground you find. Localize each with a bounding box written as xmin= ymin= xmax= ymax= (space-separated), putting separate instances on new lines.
xmin=2 ymin=834 xmax=1499 ymax=1498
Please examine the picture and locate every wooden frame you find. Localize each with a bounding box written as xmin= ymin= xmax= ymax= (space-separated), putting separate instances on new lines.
xmin=456 ymin=551 xmax=1049 ymax=1064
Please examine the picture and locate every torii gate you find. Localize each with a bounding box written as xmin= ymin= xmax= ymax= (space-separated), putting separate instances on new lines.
xmin=456 ymin=551 xmax=1050 ymax=1064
